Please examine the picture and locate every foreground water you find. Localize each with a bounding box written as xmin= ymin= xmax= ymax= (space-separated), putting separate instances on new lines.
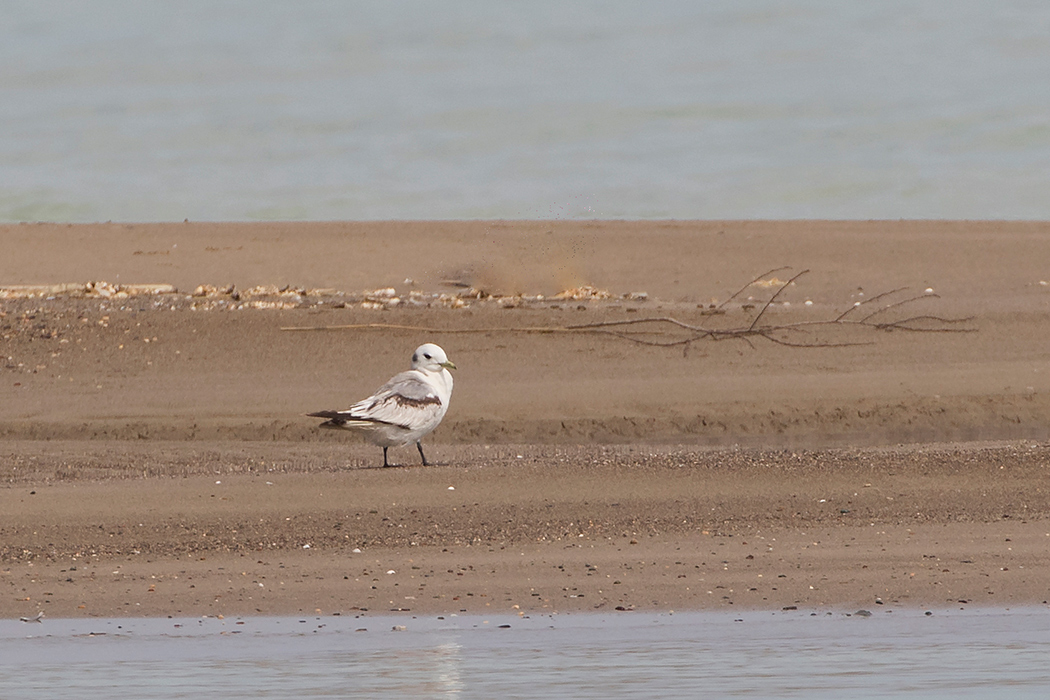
xmin=2 ymin=607 xmax=1048 ymax=699
xmin=4 ymin=1 xmax=1050 ymax=221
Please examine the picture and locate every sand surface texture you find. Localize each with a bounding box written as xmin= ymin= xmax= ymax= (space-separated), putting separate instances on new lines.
xmin=2 ymin=221 xmax=1049 ymax=618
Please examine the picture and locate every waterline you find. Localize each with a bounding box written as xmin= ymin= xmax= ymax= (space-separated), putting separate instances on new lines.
xmin=3 ymin=607 xmax=1048 ymax=699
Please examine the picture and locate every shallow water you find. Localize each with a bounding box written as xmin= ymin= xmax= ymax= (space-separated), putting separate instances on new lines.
xmin=2 ymin=608 xmax=1048 ymax=699
xmin=3 ymin=1 xmax=1050 ymax=221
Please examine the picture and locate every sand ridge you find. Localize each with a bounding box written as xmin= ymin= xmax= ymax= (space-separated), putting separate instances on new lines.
xmin=2 ymin=221 xmax=1050 ymax=618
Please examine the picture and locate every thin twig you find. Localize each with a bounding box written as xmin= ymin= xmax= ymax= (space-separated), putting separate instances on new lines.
xmin=868 ymin=315 xmax=975 ymax=331
xmin=758 ymin=333 xmax=872 ymax=349
xmin=859 ymin=293 xmax=938 ymax=323
xmin=717 ymin=266 xmax=791 ymax=310
xmin=834 ymin=287 xmax=908 ymax=322
xmin=747 ymin=269 xmax=810 ymax=332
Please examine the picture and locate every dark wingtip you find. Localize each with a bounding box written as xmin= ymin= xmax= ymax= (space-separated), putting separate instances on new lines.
xmin=308 ymin=411 xmax=351 ymax=428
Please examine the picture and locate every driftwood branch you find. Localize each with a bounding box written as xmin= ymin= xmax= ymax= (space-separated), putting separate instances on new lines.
xmin=280 ymin=270 xmax=975 ymax=349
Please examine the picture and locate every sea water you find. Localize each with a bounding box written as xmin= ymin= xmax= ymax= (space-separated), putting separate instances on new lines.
xmin=2 ymin=608 xmax=1049 ymax=699
xmin=3 ymin=0 xmax=1050 ymax=222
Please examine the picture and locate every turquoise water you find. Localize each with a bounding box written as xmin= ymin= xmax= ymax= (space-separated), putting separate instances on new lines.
xmin=3 ymin=1 xmax=1050 ymax=221
xmin=2 ymin=608 xmax=1049 ymax=699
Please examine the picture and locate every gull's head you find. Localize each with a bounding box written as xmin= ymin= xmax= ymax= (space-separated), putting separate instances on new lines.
xmin=412 ymin=343 xmax=456 ymax=372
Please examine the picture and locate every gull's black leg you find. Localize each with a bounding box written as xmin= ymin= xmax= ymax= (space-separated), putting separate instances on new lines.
xmin=383 ymin=446 xmax=390 ymax=468
xmin=417 ymin=441 xmax=430 ymax=466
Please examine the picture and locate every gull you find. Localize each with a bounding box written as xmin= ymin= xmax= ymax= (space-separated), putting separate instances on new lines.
xmin=308 ymin=343 xmax=456 ymax=467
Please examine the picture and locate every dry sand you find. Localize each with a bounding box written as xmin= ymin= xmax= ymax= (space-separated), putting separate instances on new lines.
xmin=2 ymin=220 xmax=1050 ymax=618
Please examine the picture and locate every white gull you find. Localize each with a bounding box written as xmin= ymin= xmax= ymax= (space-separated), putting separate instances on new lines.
xmin=308 ymin=343 xmax=455 ymax=467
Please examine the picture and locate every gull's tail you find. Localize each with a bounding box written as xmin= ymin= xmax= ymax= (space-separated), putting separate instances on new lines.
xmin=307 ymin=410 xmax=351 ymax=427
xmin=309 ymin=409 xmax=392 ymax=429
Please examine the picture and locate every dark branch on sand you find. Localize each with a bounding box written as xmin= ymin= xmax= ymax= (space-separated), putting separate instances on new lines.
xmin=280 ymin=269 xmax=975 ymax=349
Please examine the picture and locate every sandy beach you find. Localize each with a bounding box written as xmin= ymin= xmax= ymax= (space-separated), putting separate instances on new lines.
xmin=2 ymin=220 xmax=1050 ymax=618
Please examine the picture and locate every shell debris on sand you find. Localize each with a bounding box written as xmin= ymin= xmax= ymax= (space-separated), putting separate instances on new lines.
xmin=2 ymin=280 xmax=651 ymax=312
xmin=1 ymin=282 xmax=177 ymax=299
xmin=751 ymin=277 xmax=791 ymax=289
xmin=553 ymin=285 xmax=612 ymax=300
xmin=192 ymin=283 xmax=236 ymax=297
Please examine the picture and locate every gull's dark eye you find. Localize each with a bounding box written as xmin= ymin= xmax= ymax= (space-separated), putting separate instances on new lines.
xmin=424 ymin=353 xmax=432 ymax=359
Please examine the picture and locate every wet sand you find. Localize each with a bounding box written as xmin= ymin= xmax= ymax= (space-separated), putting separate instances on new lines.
xmin=2 ymin=220 xmax=1050 ymax=618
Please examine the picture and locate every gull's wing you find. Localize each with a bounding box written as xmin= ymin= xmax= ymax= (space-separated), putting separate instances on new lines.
xmin=309 ymin=370 xmax=444 ymax=432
